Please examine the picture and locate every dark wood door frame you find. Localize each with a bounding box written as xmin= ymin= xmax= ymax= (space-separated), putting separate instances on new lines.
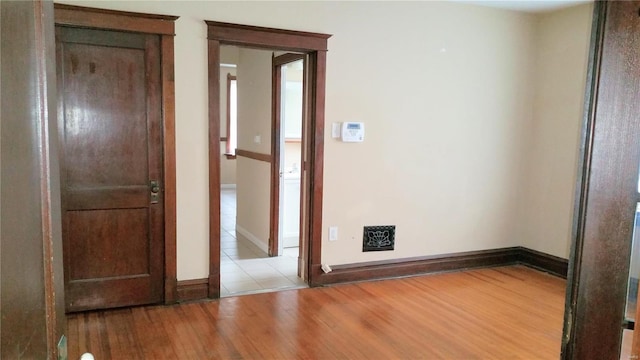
xmin=54 ymin=4 xmax=179 ymax=304
xmin=269 ymin=53 xmax=307 ymax=257
xmin=206 ymin=21 xmax=331 ymax=297
xmin=1 ymin=1 xmax=65 ymax=357
xmin=562 ymin=1 xmax=640 ymax=358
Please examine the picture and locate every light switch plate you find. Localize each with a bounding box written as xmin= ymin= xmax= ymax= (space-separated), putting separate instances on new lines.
xmin=329 ymin=226 xmax=338 ymax=241
xmin=331 ymin=123 xmax=341 ymax=138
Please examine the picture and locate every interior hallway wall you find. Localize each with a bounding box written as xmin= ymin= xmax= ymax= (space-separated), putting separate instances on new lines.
xmin=235 ymin=48 xmax=273 ymax=251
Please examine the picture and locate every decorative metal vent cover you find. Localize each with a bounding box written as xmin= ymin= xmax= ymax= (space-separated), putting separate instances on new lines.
xmin=363 ymin=225 xmax=395 ymax=252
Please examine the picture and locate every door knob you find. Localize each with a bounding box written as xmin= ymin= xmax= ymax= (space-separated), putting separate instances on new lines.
xmin=150 ymin=180 xmax=160 ymax=204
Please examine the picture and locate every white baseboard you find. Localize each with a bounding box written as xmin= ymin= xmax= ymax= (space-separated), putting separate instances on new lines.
xmin=283 ymin=235 xmax=299 ymax=248
xmin=221 ymin=184 xmax=237 ymax=189
xmin=236 ymin=225 xmax=269 ymax=254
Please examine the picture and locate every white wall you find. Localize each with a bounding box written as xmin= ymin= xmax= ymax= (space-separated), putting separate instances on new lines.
xmin=321 ymin=3 xmax=539 ymax=265
xmin=235 ymin=48 xmax=273 ymax=250
xmin=55 ymin=0 xmax=592 ymax=280
xmin=520 ymin=4 xmax=592 ymax=258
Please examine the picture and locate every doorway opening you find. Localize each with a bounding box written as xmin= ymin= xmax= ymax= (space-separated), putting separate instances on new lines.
xmin=217 ymin=47 xmax=306 ymax=296
xmin=206 ymin=21 xmax=331 ymax=298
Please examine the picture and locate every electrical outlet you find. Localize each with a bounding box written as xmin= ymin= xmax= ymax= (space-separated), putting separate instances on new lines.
xmin=329 ymin=226 xmax=338 ymax=241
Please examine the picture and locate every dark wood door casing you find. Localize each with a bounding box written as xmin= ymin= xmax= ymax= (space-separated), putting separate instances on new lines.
xmin=207 ymin=21 xmax=331 ymax=297
xmin=562 ymin=1 xmax=640 ymax=358
xmin=54 ymin=4 xmax=178 ymax=310
xmin=1 ymin=0 xmax=66 ymax=357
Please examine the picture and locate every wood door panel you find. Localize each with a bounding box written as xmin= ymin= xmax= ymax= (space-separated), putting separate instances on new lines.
xmin=67 ymin=209 xmax=150 ymax=280
xmin=66 ymin=186 xmax=148 ymax=210
xmin=66 ymin=275 xmax=154 ymax=312
xmin=61 ymin=42 xmax=148 ymax=188
xmin=58 ymin=25 xmax=164 ymax=312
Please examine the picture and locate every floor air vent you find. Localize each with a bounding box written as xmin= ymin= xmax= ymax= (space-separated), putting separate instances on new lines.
xmin=363 ymin=225 xmax=395 ymax=252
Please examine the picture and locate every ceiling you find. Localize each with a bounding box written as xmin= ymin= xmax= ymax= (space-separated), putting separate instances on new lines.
xmin=452 ymin=0 xmax=592 ymax=13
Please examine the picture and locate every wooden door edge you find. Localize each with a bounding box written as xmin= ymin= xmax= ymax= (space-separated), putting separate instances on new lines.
xmin=269 ymin=53 xmax=282 ymax=257
xmin=207 ymin=39 xmax=222 ymax=299
xmin=561 ymin=1 xmax=607 ymax=357
xmin=161 ymin=34 xmax=178 ymax=304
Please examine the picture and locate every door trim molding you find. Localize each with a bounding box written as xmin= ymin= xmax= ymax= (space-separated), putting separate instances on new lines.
xmin=205 ymin=21 xmax=329 ymax=52
xmin=206 ymin=21 xmax=331 ymax=298
xmin=562 ymin=1 xmax=640 ymax=357
xmin=54 ymin=4 xmax=178 ymax=35
xmin=53 ymin=4 xmax=179 ymax=305
xmin=562 ymin=7 xmax=607 ymax=354
xmin=274 ymin=53 xmax=306 ymax=66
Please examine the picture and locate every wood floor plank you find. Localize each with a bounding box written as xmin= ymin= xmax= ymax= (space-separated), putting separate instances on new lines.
xmin=85 ymin=312 xmax=110 ymax=358
xmin=67 ymin=265 xmax=566 ymax=359
xmin=66 ymin=311 xmax=80 ymax=357
xmin=131 ymin=308 xmax=163 ymax=357
xmin=104 ymin=309 xmax=142 ymax=359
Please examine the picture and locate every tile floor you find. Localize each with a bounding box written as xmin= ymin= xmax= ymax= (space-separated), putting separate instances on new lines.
xmin=220 ymin=188 xmax=307 ymax=297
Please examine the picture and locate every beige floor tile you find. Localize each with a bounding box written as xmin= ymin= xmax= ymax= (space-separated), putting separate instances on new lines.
xmin=219 ymin=188 xmax=307 ymax=297
xmin=225 ymin=279 xmax=262 ymax=294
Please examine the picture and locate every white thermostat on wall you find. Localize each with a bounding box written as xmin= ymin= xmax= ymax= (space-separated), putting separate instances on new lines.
xmin=341 ymin=122 xmax=365 ymax=142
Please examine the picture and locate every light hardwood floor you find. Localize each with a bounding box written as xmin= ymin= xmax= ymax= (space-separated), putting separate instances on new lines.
xmin=67 ymin=265 xmax=566 ymax=359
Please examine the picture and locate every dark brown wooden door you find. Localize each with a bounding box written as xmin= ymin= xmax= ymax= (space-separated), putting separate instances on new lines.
xmin=56 ymin=26 xmax=164 ymax=312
